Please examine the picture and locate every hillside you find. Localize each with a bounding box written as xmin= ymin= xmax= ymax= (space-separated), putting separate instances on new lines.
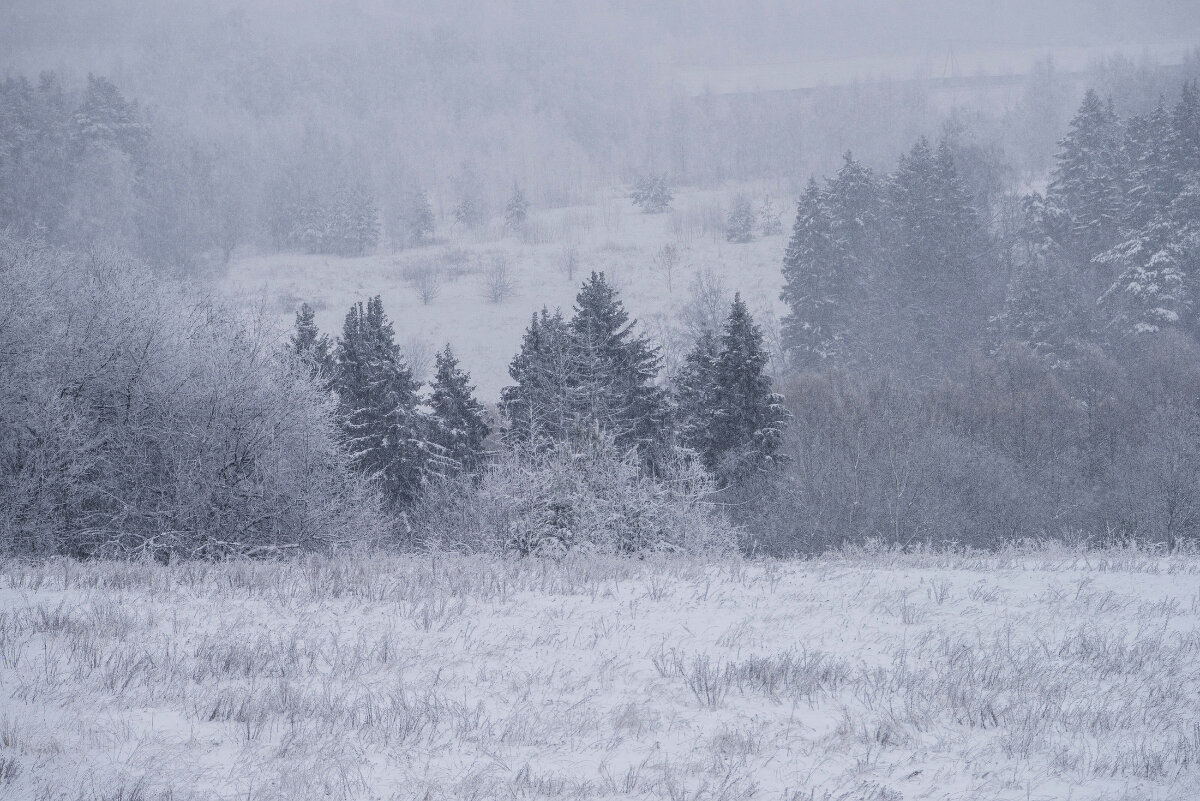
xmin=2 ymin=545 xmax=1197 ymax=800
xmin=222 ymin=190 xmax=791 ymax=401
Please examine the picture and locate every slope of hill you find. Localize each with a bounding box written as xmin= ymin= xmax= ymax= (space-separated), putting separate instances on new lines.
xmin=223 ymin=190 xmax=791 ymax=400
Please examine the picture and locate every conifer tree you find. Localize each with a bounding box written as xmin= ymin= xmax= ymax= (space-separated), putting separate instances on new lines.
xmin=567 ymin=272 xmax=669 ymax=454
xmin=725 ymin=194 xmax=756 ymax=243
xmin=500 ymin=308 xmax=574 ymax=443
xmin=825 ymin=152 xmax=881 ymax=268
xmin=707 ymin=295 xmax=789 ymax=482
xmin=401 ymin=187 xmax=435 ymax=247
xmin=780 ymin=179 xmax=845 ymax=366
xmin=673 ymin=329 xmax=720 ymax=462
xmin=1171 ymin=80 xmax=1200 ymax=179
xmin=429 ymin=345 xmax=491 ymax=474
xmin=288 ymin=302 xmax=333 ymax=379
xmin=1047 ymin=90 xmax=1126 ymax=260
xmin=1123 ymin=104 xmax=1176 ymax=231
xmin=503 ymin=182 xmax=530 ymax=232
xmin=757 ymin=195 xmax=783 ymax=236
xmin=334 ymin=296 xmax=432 ymax=506
xmin=631 ymin=173 xmax=673 ymax=213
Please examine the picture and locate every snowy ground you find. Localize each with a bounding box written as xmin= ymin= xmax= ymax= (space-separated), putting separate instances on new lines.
xmin=222 ymin=189 xmax=791 ymax=401
xmin=2 ymin=544 xmax=1198 ymax=800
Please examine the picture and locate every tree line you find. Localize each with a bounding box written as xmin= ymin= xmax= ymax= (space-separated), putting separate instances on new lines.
xmin=761 ymin=81 xmax=1200 ymax=552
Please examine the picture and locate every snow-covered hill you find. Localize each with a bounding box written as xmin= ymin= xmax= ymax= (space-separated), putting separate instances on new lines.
xmin=223 ymin=190 xmax=791 ymax=401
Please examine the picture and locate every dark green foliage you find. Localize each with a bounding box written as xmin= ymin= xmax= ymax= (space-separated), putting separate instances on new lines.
xmin=429 ymin=345 xmax=491 ymax=475
xmin=567 ymin=272 xmax=670 ymax=454
xmin=677 ymin=296 xmax=789 ymax=484
xmin=500 ymin=308 xmax=575 ymax=444
xmin=673 ymin=329 xmax=721 ymax=464
xmin=708 ymin=295 xmax=789 ymax=481
xmin=500 ymin=274 xmax=669 ymax=459
xmin=334 ymin=296 xmax=433 ymax=506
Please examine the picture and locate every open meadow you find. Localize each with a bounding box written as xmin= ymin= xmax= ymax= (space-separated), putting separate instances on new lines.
xmin=2 ymin=544 xmax=1198 ymax=801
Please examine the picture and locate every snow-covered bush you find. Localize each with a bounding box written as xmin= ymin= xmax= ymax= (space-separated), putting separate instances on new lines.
xmin=0 ymin=235 xmax=384 ymax=558
xmin=415 ymin=437 xmax=737 ymax=556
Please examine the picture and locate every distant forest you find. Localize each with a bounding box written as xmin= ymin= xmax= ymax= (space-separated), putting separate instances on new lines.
xmin=4 ymin=11 xmax=1200 ymax=556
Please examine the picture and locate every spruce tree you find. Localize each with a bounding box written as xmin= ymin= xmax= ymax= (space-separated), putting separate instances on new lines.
xmin=631 ymin=173 xmax=673 ymax=213
xmin=825 ymin=152 xmax=881 ymax=270
xmin=780 ymin=179 xmax=845 ymax=366
xmin=334 ymin=296 xmax=431 ymax=506
xmin=429 ymin=345 xmax=491 ymax=474
xmin=402 ymin=187 xmax=435 ymax=247
xmin=1047 ymin=90 xmax=1126 ymax=260
xmin=503 ymin=182 xmax=530 ymax=232
xmin=673 ymin=329 xmax=720 ymax=462
xmin=567 ymin=272 xmax=669 ymax=454
xmin=1123 ymin=104 xmax=1176 ymax=232
xmin=288 ymin=302 xmax=333 ymax=379
xmin=500 ymin=307 xmax=574 ymax=443
xmin=708 ymin=294 xmax=789 ymax=482
xmin=1172 ymin=80 xmax=1200 ymax=180
xmin=725 ymin=194 xmax=756 ymax=243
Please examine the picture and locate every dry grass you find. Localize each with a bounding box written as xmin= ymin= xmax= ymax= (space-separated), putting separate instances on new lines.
xmin=1 ymin=543 xmax=1198 ymax=800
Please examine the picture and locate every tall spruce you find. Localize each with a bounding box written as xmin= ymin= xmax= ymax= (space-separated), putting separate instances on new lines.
xmin=707 ymin=294 xmax=789 ymax=482
xmin=1047 ymin=90 xmax=1126 ymax=260
xmin=780 ymin=178 xmax=846 ymax=366
xmin=500 ymin=307 xmax=574 ymax=443
xmin=334 ymin=296 xmax=431 ymax=506
xmin=429 ymin=345 xmax=490 ymax=474
xmin=567 ymin=272 xmax=669 ymax=454
xmin=673 ymin=329 xmax=720 ymax=462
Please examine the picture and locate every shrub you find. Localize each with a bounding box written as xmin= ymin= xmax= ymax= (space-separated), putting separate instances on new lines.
xmin=0 ymin=235 xmax=384 ymax=558
xmin=414 ymin=437 xmax=737 ymax=556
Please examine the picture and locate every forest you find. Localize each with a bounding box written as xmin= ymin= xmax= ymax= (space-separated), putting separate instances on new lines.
xmin=4 ymin=66 xmax=1200 ymax=557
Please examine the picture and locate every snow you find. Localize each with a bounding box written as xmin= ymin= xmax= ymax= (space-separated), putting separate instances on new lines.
xmin=1 ymin=545 xmax=1198 ymax=800
xmin=222 ymin=189 xmax=791 ymax=402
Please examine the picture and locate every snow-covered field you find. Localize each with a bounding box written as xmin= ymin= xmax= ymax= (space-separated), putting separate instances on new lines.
xmin=223 ymin=190 xmax=791 ymax=401
xmin=2 ymin=544 xmax=1198 ymax=800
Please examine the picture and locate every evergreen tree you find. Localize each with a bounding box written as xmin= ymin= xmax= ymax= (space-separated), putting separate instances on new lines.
xmin=401 ymin=187 xmax=435 ymax=247
xmin=346 ymin=183 xmax=380 ymax=256
xmin=631 ymin=173 xmax=673 ymax=213
xmin=567 ymin=272 xmax=669 ymax=455
xmin=780 ymin=179 xmax=846 ymax=366
xmin=1123 ymin=103 xmax=1175 ymax=232
xmin=429 ymin=345 xmax=490 ymax=474
xmin=673 ymin=329 xmax=720 ymax=462
xmin=887 ymin=136 xmax=988 ymax=354
xmin=73 ymin=74 xmax=148 ymax=157
xmin=757 ymin=195 xmax=783 ymax=236
xmin=503 ymin=182 xmax=530 ymax=232
xmin=708 ymin=295 xmax=789 ymax=482
xmin=1171 ymin=80 xmax=1200 ymax=180
xmin=334 ymin=296 xmax=432 ymax=506
xmin=725 ymin=194 xmax=756 ymax=243
xmin=500 ymin=307 xmax=575 ymax=443
xmin=453 ymin=196 xmax=481 ymax=228
xmin=825 ymin=152 xmax=881 ymax=269
xmin=288 ymin=302 xmax=333 ymax=379
xmin=1046 ymin=90 xmax=1126 ymax=260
